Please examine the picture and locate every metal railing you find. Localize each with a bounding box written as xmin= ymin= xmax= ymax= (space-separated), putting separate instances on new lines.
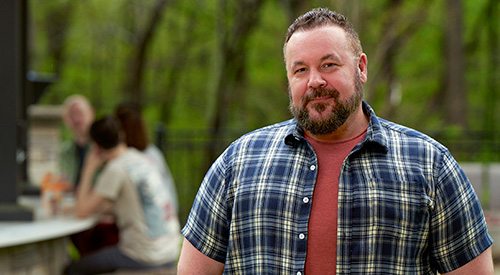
xmin=156 ymin=126 xmax=500 ymax=224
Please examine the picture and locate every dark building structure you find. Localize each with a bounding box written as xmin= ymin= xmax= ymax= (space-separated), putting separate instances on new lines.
xmin=0 ymin=1 xmax=54 ymax=220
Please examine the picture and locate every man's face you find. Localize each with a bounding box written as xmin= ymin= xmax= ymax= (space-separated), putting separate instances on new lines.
xmin=64 ymin=102 xmax=94 ymax=135
xmin=284 ymin=25 xmax=367 ymax=136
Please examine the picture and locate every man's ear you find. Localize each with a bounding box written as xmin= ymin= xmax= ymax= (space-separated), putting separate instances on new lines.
xmin=358 ymin=53 xmax=368 ymax=84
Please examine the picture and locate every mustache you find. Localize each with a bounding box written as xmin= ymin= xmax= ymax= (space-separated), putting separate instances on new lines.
xmin=302 ymin=87 xmax=340 ymax=106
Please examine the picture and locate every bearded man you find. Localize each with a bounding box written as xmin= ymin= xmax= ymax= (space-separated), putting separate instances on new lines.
xmin=178 ymin=8 xmax=494 ymax=275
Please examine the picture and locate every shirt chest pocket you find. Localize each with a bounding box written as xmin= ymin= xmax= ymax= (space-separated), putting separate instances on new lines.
xmin=351 ymin=179 xmax=432 ymax=239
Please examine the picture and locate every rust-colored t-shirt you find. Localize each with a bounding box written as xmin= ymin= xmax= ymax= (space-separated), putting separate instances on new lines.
xmin=304 ymin=129 xmax=367 ymax=274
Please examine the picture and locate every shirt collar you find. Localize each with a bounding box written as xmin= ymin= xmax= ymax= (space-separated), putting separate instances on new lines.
xmin=284 ymin=121 xmax=304 ymax=147
xmin=361 ymin=101 xmax=389 ymax=153
xmin=284 ymin=101 xmax=389 ymax=152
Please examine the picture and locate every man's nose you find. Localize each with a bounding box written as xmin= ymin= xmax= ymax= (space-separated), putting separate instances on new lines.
xmin=308 ymin=69 xmax=327 ymax=88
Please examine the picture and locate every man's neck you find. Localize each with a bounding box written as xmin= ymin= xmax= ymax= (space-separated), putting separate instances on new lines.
xmin=74 ymin=135 xmax=89 ymax=147
xmin=107 ymin=143 xmax=128 ymax=160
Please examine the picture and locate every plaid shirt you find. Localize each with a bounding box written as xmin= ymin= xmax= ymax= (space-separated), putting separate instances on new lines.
xmin=182 ymin=102 xmax=493 ymax=274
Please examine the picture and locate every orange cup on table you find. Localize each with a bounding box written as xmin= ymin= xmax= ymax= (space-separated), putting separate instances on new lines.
xmin=40 ymin=172 xmax=72 ymax=217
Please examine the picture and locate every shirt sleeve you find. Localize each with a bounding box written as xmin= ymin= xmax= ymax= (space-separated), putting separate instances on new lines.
xmin=181 ymin=149 xmax=231 ymax=263
xmin=94 ymin=163 xmax=125 ymax=200
xmin=430 ymin=150 xmax=494 ymax=273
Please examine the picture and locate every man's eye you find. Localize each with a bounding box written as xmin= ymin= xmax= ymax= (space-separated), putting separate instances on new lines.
xmin=322 ymin=63 xmax=339 ymax=71
xmin=294 ymin=68 xmax=306 ymax=74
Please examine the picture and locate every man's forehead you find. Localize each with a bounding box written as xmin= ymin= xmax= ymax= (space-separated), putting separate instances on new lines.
xmin=67 ymin=100 xmax=90 ymax=112
xmin=288 ymin=24 xmax=346 ymax=43
xmin=285 ymin=26 xmax=349 ymax=63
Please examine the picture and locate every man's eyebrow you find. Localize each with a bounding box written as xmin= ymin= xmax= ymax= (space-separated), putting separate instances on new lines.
xmin=289 ymin=54 xmax=342 ymax=70
xmin=321 ymin=54 xmax=341 ymax=62
xmin=291 ymin=61 xmax=306 ymax=69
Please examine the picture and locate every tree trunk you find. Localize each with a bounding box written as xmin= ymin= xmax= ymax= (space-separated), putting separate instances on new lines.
xmin=159 ymin=18 xmax=196 ymax=125
xmin=43 ymin=2 xmax=75 ymax=75
xmin=123 ymin=0 xmax=175 ymax=107
xmin=443 ymin=0 xmax=467 ymax=127
xmin=281 ymin=0 xmax=310 ymax=24
xmin=366 ymin=0 xmax=430 ymax=120
xmin=364 ymin=0 xmax=403 ymax=118
xmin=206 ymin=0 xmax=265 ymax=165
xmin=483 ymin=0 xmax=499 ymax=137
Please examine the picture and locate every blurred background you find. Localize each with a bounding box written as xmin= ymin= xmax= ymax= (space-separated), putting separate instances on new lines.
xmin=25 ymin=0 xmax=500 ymax=225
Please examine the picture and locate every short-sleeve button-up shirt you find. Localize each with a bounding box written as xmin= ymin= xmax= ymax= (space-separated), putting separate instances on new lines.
xmin=182 ymin=101 xmax=493 ymax=274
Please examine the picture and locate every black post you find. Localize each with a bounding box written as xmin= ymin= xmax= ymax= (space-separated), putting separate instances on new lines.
xmin=155 ymin=122 xmax=166 ymax=152
xmin=0 ymin=0 xmax=33 ymax=220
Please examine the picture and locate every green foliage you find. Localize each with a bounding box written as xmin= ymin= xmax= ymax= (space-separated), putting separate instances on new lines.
xmin=243 ymin=0 xmax=291 ymax=128
xmin=28 ymin=0 xmax=500 ymax=223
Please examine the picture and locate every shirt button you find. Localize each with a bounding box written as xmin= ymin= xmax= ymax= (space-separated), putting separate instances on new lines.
xmin=310 ymin=165 xmax=316 ymax=171
xmin=303 ymin=197 xmax=309 ymax=203
xmin=299 ymin=233 xmax=305 ymax=240
xmin=297 ymin=272 xmax=302 ymax=275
